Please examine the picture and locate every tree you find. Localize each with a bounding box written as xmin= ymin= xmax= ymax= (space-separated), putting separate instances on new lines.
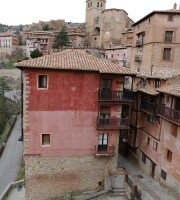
xmin=30 ymin=49 xmax=43 ymax=58
xmin=0 ymin=77 xmax=10 ymax=96
xmin=53 ymin=26 xmax=71 ymax=50
xmin=42 ymin=24 xmax=51 ymax=31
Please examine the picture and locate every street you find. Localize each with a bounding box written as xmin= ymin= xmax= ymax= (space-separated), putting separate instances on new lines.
xmin=0 ymin=115 xmax=23 ymax=195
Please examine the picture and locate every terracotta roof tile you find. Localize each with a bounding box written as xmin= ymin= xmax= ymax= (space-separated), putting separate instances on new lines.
xmin=138 ymin=85 xmax=159 ymax=96
xmin=15 ymin=49 xmax=136 ymax=75
xmin=157 ymin=76 xmax=180 ymax=97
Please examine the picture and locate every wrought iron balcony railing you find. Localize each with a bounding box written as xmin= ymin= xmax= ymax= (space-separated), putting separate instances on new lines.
xmin=97 ymin=117 xmax=130 ymax=129
xmin=98 ymin=89 xmax=133 ymax=102
xmin=94 ymin=145 xmax=115 ymax=157
xmin=140 ymin=100 xmax=155 ymax=114
xmin=156 ymin=104 xmax=180 ymax=124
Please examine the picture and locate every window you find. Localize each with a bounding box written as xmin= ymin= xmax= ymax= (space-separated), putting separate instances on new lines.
xmin=101 ymin=79 xmax=112 ymax=90
xmin=101 ymin=3 xmax=103 ymax=7
xmin=146 ymin=136 xmax=150 ymax=145
xmin=111 ymin=54 xmax=113 ymax=58
xmin=161 ymin=169 xmax=167 ymax=180
xmin=147 ymin=115 xmax=154 ymax=124
xmin=97 ymin=2 xmax=99 ymax=7
xmin=98 ymin=133 xmax=108 ymax=151
xmin=167 ymin=15 xmax=173 ymax=22
xmin=166 ymin=149 xmax=172 ymax=162
xmin=171 ymin=123 xmax=178 ymax=137
xmin=153 ymin=141 xmax=158 ymax=151
xmin=165 ymin=31 xmax=173 ymax=43
xmin=142 ymin=152 xmax=146 ymax=164
xmin=155 ymin=80 xmax=160 ymax=88
xmin=42 ymin=134 xmax=50 ymax=146
xmin=38 ymin=75 xmax=48 ymax=89
xmin=163 ymin=48 xmax=171 ymax=61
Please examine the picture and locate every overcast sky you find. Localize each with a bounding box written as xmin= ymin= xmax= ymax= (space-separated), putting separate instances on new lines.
xmin=1 ymin=0 xmax=179 ymax=25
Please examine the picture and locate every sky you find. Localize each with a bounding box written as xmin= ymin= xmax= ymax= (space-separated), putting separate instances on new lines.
xmin=0 ymin=0 xmax=180 ymax=25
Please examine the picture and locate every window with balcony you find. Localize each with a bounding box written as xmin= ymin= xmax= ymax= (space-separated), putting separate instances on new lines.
xmin=163 ymin=48 xmax=172 ymax=61
xmin=98 ymin=133 xmax=108 ymax=152
xmin=38 ymin=75 xmax=48 ymax=89
xmin=101 ymin=79 xmax=112 ymax=90
xmin=166 ymin=149 xmax=172 ymax=162
xmin=42 ymin=134 xmax=50 ymax=146
xmin=171 ymin=123 xmax=178 ymax=137
xmin=100 ymin=106 xmax=110 ymax=124
xmin=161 ymin=169 xmax=167 ymax=180
xmin=165 ymin=31 xmax=173 ymax=43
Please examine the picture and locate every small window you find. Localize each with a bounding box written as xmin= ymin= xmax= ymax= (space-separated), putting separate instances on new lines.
xmin=165 ymin=31 xmax=173 ymax=43
xmin=161 ymin=169 xmax=167 ymax=180
xmin=38 ymin=75 xmax=47 ymax=89
xmin=166 ymin=149 xmax=172 ymax=162
xmin=111 ymin=54 xmax=113 ymax=58
xmin=167 ymin=15 xmax=174 ymax=22
xmin=147 ymin=115 xmax=154 ymax=124
xmin=163 ymin=48 xmax=172 ymax=61
xmin=146 ymin=136 xmax=150 ymax=145
xmin=142 ymin=152 xmax=146 ymax=164
xmin=171 ymin=123 xmax=178 ymax=137
xmin=42 ymin=134 xmax=50 ymax=146
xmin=155 ymin=80 xmax=160 ymax=88
xmin=153 ymin=141 xmax=158 ymax=151
xmin=101 ymin=3 xmax=103 ymax=7
xmin=148 ymin=18 xmax=151 ymax=23
xmin=97 ymin=2 xmax=99 ymax=7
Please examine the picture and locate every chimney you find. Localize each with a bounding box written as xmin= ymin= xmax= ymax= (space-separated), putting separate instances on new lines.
xmin=173 ymin=2 xmax=177 ymax=9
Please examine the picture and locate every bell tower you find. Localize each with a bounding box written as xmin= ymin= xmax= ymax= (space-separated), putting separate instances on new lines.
xmin=85 ymin=0 xmax=106 ymax=46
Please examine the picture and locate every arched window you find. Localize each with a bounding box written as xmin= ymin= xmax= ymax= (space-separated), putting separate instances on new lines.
xmin=97 ymin=2 xmax=99 ymax=7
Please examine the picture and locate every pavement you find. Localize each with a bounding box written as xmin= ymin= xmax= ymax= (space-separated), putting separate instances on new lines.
xmin=5 ymin=186 xmax=25 ymax=200
xmin=0 ymin=115 xmax=23 ymax=195
xmin=117 ymin=154 xmax=179 ymax=200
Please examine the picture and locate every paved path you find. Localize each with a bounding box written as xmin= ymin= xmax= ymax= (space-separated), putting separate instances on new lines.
xmin=0 ymin=115 xmax=23 ymax=195
xmin=118 ymin=155 xmax=179 ymax=200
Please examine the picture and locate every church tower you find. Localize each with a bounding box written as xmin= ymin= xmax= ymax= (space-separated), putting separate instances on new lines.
xmin=85 ymin=0 xmax=106 ymax=46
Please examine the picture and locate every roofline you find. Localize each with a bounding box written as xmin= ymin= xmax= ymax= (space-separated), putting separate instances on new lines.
xmin=132 ymin=10 xmax=180 ymax=26
xmin=156 ymin=89 xmax=180 ymax=97
xmin=16 ymin=66 xmax=136 ymax=76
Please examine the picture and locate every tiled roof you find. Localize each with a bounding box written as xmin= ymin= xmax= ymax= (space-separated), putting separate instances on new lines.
xmin=137 ymin=68 xmax=180 ymax=79
xmin=15 ymin=49 xmax=136 ymax=75
xmin=0 ymin=32 xmax=18 ymax=37
xmin=133 ymin=9 xmax=180 ymax=26
xmin=157 ymin=76 xmax=180 ymax=97
xmin=138 ymin=85 xmax=159 ymax=96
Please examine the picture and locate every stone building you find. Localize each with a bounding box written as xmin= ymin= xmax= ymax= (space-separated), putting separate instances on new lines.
xmin=85 ymin=0 xmax=133 ymax=48
xmin=15 ymin=50 xmax=135 ymax=199
xmin=125 ymin=6 xmax=180 ymax=196
xmin=0 ymin=32 xmax=19 ymax=56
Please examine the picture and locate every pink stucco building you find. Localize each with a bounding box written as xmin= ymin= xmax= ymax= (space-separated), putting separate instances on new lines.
xmin=15 ymin=49 xmax=135 ymax=199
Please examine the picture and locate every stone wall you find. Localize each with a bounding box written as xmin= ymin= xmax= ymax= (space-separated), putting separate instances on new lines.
xmin=25 ymin=155 xmax=117 ymax=200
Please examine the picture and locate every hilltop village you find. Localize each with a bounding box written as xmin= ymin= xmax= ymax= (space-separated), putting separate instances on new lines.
xmin=0 ymin=0 xmax=180 ymax=200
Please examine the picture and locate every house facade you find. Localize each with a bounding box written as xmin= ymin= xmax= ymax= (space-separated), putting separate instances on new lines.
xmin=15 ymin=49 xmax=135 ymax=199
xmin=126 ymin=7 xmax=180 ymax=196
xmin=0 ymin=32 xmax=19 ymax=56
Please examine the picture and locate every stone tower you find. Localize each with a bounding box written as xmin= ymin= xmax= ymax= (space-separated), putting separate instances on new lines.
xmin=85 ymin=0 xmax=106 ymax=46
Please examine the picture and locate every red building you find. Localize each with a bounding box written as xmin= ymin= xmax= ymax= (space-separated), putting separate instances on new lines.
xmin=15 ymin=50 xmax=135 ymax=199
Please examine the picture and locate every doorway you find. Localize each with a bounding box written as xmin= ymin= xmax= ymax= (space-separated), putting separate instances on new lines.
xmin=151 ymin=162 xmax=156 ymax=178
